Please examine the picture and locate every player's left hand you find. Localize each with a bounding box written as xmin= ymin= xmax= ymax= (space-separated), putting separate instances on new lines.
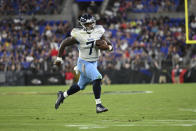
xmin=54 ymin=57 xmax=63 ymax=67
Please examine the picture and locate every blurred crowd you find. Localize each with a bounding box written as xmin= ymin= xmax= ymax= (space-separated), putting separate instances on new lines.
xmin=0 ymin=0 xmax=196 ymax=83
xmin=0 ymin=0 xmax=63 ymax=15
xmin=100 ymin=16 xmax=191 ymax=71
xmin=190 ymin=14 xmax=196 ymax=40
xmin=1 ymin=16 xmax=195 ymax=75
xmin=0 ymin=18 xmax=71 ymax=73
xmin=106 ymin=0 xmax=182 ymax=14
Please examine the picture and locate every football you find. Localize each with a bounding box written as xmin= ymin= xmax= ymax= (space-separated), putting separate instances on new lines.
xmin=95 ymin=39 xmax=109 ymax=50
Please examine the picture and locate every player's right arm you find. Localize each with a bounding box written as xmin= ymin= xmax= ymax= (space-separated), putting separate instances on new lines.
xmin=58 ymin=37 xmax=78 ymax=57
xmin=54 ymin=36 xmax=78 ymax=66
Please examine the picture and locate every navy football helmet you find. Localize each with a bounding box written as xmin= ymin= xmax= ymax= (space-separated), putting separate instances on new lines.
xmin=79 ymin=14 xmax=96 ymax=33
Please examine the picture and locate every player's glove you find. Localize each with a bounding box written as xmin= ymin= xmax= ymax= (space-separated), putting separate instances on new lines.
xmin=54 ymin=57 xmax=63 ymax=67
xmin=108 ymin=45 xmax=113 ymax=51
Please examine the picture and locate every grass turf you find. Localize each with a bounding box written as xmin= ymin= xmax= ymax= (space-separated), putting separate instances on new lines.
xmin=0 ymin=83 xmax=196 ymax=131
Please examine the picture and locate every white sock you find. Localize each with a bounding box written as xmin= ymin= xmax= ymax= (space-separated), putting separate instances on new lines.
xmin=95 ymin=99 xmax=101 ymax=105
xmin=63 ymin=91 xmax=68 ymax=98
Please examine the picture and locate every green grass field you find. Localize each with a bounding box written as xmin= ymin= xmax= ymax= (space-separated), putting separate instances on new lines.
xmin=0 ymin=84 xmax=196 ymax=131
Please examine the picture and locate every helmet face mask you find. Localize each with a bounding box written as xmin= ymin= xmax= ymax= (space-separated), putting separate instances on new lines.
xmin=79 ymin=14 xmax=96 ymax=33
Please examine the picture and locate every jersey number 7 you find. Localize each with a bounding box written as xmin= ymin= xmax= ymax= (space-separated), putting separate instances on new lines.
xmin=86 ymin=41 xmax=94 ymax=55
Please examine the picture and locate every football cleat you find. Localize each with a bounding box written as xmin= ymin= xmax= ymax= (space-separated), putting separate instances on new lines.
xmin=55 ymin=91 xmax=65 ymax=109
xmin=96 ymin=104 xmax=108 ymax=113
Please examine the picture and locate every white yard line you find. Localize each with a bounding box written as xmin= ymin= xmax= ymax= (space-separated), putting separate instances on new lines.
xmin=179 ymin=108 xmax=196 ymax=112
xmin=0 ymin=120 xmax=195 ymax=130
xmin=66 ymin=124 xmax=107 ymax=129
xmin=64 ymin=119 xmax=196 ymax=129
xmin=0 ymin=91 xmax=153 ymax=96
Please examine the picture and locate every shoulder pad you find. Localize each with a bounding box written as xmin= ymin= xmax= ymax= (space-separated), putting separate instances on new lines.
xmin=95 ymin=25 xmax=105 ymax=35
xmin=71 ymin=28 xmax=81 ymax=38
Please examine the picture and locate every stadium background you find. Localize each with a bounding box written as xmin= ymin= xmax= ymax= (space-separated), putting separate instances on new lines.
xmin=0 ymin=0 xmax=196 ymax=86
xmin=1 ymin=1 xmax=196 ymax=131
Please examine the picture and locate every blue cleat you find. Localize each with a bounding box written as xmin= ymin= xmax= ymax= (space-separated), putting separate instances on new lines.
xmin=96 ymin=104 xmax=108 ymax=113
xmin=55 ymin=91 xmax=65 ymax=109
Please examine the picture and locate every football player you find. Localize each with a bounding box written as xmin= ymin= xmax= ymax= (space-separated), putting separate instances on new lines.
xmin=54 ymin=14 xmax=113 ymax=113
